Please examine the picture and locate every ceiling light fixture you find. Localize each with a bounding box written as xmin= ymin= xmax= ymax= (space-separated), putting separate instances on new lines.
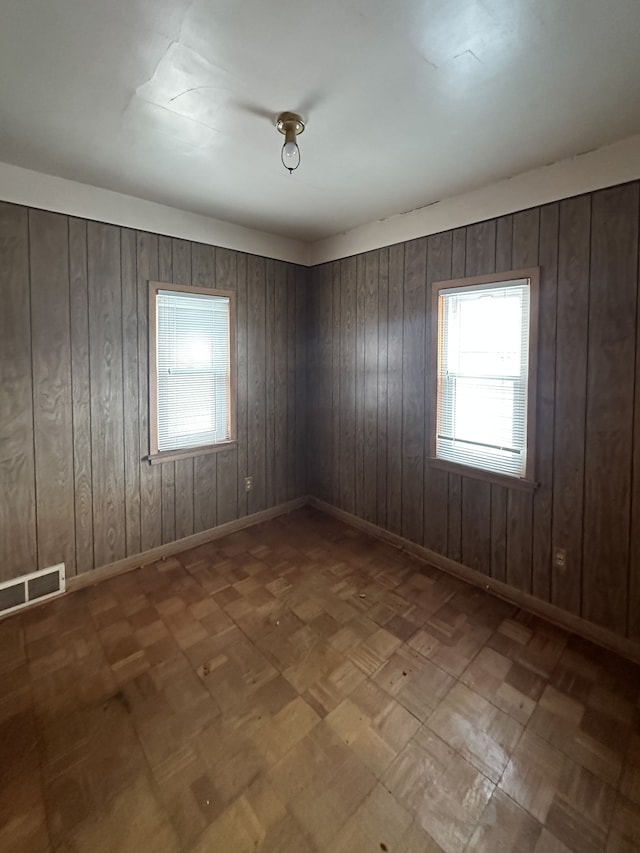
xmin=276 ymin=111 xmax=305 ymax=174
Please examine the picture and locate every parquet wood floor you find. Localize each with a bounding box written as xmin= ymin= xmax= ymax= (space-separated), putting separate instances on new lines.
xmin=1 ymin=507 xmax=639 ymax=852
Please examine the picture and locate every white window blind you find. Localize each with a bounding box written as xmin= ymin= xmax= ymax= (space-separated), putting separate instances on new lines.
xmin=436 ymin=278 xmax=530 ymax=478
xmin=156 ymin=289 xmax=231 ymax=452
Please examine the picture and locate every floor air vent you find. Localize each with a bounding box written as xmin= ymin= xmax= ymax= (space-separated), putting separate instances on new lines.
xmin=0 ymin=564 xmax=65 ymax=618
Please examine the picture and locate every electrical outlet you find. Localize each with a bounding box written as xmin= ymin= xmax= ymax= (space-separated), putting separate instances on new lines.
xmin=553 ymin=547 xmax=567 ymax=569
xmin=244 ymin=476 xmax=253 ymax=492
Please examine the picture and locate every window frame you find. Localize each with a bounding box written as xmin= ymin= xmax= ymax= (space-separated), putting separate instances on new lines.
xmin=427 ymin=266 xmax=540 ymax=491
xmin=148 ymin=280 xmax=237 ymax=465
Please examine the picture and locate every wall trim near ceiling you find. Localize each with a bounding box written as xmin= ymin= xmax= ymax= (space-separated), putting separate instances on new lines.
xmin=0 ymin=161 xmax=309 ymax=266
xmin=308 ymin=133 xmax=640 ymax=266
xmin=308 ymin=497 xmax=640 ymax=667
xmin=1 ymin=133 xmax=639 ymax=267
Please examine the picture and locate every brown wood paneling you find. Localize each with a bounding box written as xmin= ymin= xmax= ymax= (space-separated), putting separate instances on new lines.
xmin=171 ymin=238 xmax=195 ymax=539
xmin=363 ymin=251 xmax=379 ymax=524
xmin=88 ymin=222 xmax=126 ymax=567
xmin=583 ymin=184 xmax=639 ymax=633
xmin=386 ymin=245 xmax=404 ymax=534
xmin=376 ymin=249 xmax=389 ymax=528
xmin=121 ymin=228 xmax=141 ymax=557
xmin=306 ymin=267 xmax=319 ymax=494
xmin=215 ymin=248 xmax=239 ymax=525
xmin=490 ymin=486 xmax=507 ymax=582
xmin=466 ymin=220 xmax=496 ymax=276
xmin=0 ymin=203 xmax=36 ymax=581
xmin=265 ymin=259 xmax=276 ymax=508
xmin=191 ymin=242 xmax=218 ymax=533
xmin=355 ymin=255 xmax=366 ymax=517
xmin=69 ymin=218 xmax=94 ymax=574
xmin=273 ymin=261 xmax=288 ymax=506
xmin=247 ymin=255 xmax=266 ymax=515
xmin=286 ymin=265 xmax=296 ymax=501
xmin=340 ymin=256 xmax=357 ymax=513
xmin=332 ymin=262 xmax=342 ymax=507
xmin=424 ymin=231 xmax=452 ymax=555
xmin=495 ymin=215 xmax=513 ymax=272
xmin=137 ymin=231 xmax=162 ymax=551
xmin=236 ymin=253 xmax=249 ymax=517
xmin=532 ymin=203 xmax=559 ymax=602
xmin=313 ymin=265 xmax=333 ymax=501
xmin=447 ymin=473 xmax=462 ymax=562
xmin=294 ymin=266 xmax=307 ymax=497
xmin=29 ymin=210 xmax=75 ymax=573
xmin=401 ymin=238 xmax=426 ymax=545
xmin=505 ymin=209 xmax=540 ymax=594
xmin=631 ymin=219 xmax=640 ymax=642
xmin=552 ymin=195 xmax=591 ymax=614
xmin=462 ymin=478 xmax=491 ymax=575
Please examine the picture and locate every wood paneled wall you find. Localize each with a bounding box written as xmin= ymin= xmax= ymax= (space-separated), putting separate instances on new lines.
xmin=307 ymin=181 xmax=640 ymax=643
xmin=0 ymin=203 xmax=307 ymax=582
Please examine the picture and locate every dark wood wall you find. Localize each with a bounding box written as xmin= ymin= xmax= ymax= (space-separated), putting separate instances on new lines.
xmin=0 ymin=202 xmax=307 ymax=582
xmin=307 ymin=181 xmax=640 ymax=643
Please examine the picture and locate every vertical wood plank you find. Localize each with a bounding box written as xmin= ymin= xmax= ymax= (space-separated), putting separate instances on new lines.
xmin=0 ymin=203 xmax=36 ymax=581
xmin=630 ymin=186 xmax=640 ymax=641
xmin=583 ymin=184 xmax=638 ymax=633
xmin=137 ymin=231 xmax=162 ymax=551
xmin=401 ymin=238 xmax=426 ymax=545
xmin=461 ymin=478 xmax=491 ymax=575
xmin=363 ymin=251 xmax=379 ymax=524
xmin=121 ymin=229 xmax=141 ymax=557
xmin=215 ymin=248 xmax=239 ymax=524
xmin=506 ymin=210 xmax=540 ymax=593
xmin=376 ymin=249 xmax=389 ymax=528
xmin=532 ymin=203 xmax=559 ymax=601
xmin=286 ymin=265 xmax=296 ymax=501
xmin=317 ymin=265 xmax=333 ymax=501
xmin=306 ymin=267 xmax=319 ymax=495
xmin=495 ymin=215 xmax=513 ymax=272
xmin=294 ymin=266 xmax=307 ymax=497
xmin=340 ymin=256 xmax=357 ymax=513
xmin=29 ymin=210 xmax=75 ymax=573
xmin=490 ymin=214 xmax=514 ymax=576
xmin=465 ymin=220 xmax=496 ymax=276
xmin=552 ymin=196 xmax=590 ymax=614
xmin=355 ymin=255 xmax=366 ymax=518
xmin=69 ymin=218 xmax=94 ymax=574
xmin=88 ymin=222 xmax=125 ymax=567
xmin=332 ymin=262 xmax=342 ymax=507
xmin=490 ymin=486 xmax=507 ymax=582
xmin=265 ymin=259 xmax=276 ymax=508
xmin=424 ymin=231 xmax=452 ymax=555
xmin=191 ymin=242 xmax=218 ymax=533
xmin=386 ymin=245 xmax=404 ymax=534
xmin=448 ymin=474 xmax=462 ymax=562
xmin=274 ymin=261 xmax=289 ymax=506
xmin=247 ymin=255 xmax=267 ymax=514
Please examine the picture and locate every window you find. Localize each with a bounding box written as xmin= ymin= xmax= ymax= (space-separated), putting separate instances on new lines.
xmin=429 ymin=268 xmax=538 ymax=484
xmin=149 ymin=282 xmax=235 ymax=461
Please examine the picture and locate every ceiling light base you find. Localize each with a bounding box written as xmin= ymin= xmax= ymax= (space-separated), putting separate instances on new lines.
xmin=276 ymin=112 xmax=305 ymax=138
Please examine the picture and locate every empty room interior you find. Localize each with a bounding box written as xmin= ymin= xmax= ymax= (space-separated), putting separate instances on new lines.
xmin=2 ymin=1 xmax=640 ymax=851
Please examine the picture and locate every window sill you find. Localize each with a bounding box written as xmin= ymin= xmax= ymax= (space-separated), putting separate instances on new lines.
xmin=147 ymin=440 xmax=238 ymax=466
xmin=426 ymin=457 xmax=538 ymax=493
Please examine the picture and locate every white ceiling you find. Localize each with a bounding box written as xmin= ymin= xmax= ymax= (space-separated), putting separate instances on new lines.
xmin=1 ymin=0 xmax=640 ymax=243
